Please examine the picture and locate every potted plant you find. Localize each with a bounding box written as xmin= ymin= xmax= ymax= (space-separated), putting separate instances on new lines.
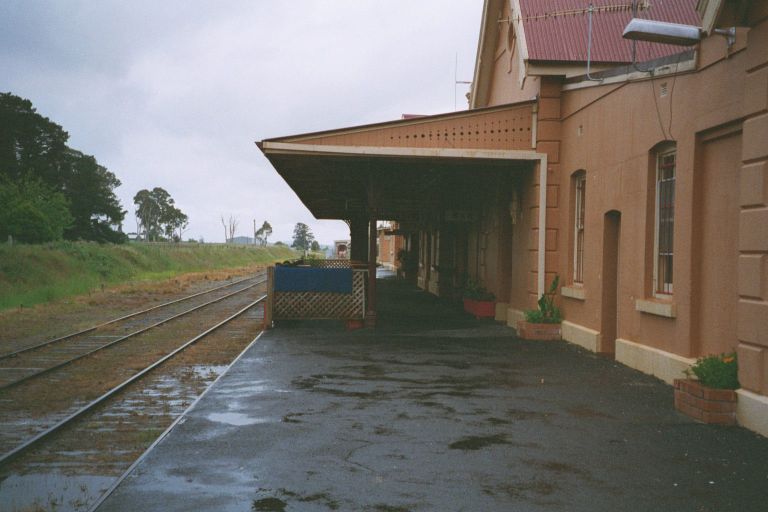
xmin=397 ymin=248 xmax=418 ymax=280
xmin=462 ymin=280 xmax=496 ymax=319
xmin=517 ymin=275 xmax=562 ymax=340
xmin=674 ymin=353 xmax=739 ymax=425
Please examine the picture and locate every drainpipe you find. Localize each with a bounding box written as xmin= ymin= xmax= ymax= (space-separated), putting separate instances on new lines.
xmin=532 ymin=100 xmax=547 ymax=298
xmin=537 ymin=154 xmax=548 ymax=298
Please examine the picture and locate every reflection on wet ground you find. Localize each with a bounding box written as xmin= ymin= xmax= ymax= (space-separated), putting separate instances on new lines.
xmin=97 ymin=279 xmax=768 ymax=511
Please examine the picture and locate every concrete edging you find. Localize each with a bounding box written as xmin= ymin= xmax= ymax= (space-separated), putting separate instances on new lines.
xmin=615 ymin=338 xmax=695 ymax=385
xmin=561 ymin=321 xmax=600 ymax=352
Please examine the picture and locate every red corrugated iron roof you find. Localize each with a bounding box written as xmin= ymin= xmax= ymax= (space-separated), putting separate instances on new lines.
xmin=518 ymin=0 xmax=700 ymax=63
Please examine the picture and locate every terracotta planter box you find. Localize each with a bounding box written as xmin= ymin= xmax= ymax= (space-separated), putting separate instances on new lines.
xmin=673 ymin=379 xmax=737 ymax=425
xmin=463 ymin=298 xmax=495 ymax=319
xmin=516 ymin=321 xmax=561 ymax=341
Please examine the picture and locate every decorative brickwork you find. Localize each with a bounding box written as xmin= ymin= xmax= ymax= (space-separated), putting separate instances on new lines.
xmin=674 ymin=379 xmax=737 ymax=425
xmin=517 ymin=321 xmax=561 ymax=341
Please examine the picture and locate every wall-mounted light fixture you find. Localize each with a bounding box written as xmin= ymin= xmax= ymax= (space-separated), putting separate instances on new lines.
xmin=622 ymin=18 xmax=702 ymax=46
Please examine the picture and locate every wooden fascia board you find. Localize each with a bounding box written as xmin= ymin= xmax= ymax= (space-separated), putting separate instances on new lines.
xmin=470 ymin=0 xmax=503 ymax=109
xmin=697 ymin=0 xmax=724 ymax=34
xmin=526 ymin=61 xmax=617 ymax=78
xmin=510 ymin=0 xmax=529 ymax=64
xmin=260 ymin=141 xmax=544 ymax=162
xmin=257 ymin=101 xmax=534 ymax=145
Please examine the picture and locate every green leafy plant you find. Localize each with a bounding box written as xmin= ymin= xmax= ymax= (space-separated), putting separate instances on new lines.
xmin=463 ymin=279 xmax=495 ymax=301
xmin=524 ymin=275 xmax=561 ymax=324
xmin=686 ymin=353 xmax=739 ymax=390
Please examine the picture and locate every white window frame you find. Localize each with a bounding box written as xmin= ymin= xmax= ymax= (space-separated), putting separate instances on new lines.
xmin=653 ymin=148 xmax=675 ymax=297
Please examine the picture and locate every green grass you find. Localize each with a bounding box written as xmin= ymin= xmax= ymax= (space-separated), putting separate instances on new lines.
xmin=0 ymin=241 xmax=298 ymax=311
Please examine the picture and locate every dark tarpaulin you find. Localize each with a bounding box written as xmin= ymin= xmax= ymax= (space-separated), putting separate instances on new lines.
xmin=274 ymin=266 xmax=353 ymax=293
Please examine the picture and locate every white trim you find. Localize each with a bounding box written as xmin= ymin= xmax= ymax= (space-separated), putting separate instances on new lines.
xmin=560 ymin=59 xmax=697 ymax=92
xmin=736 ymin=389 xmax=768 ymax=438
xmin=561 ymin=321 xmax=599 ymax=352
xmin=561 ymin=285 xmax=586 ymax=300
xmin=635 ymin=298 xmax=676 ymax=318
xmin=510 ymin=0 xmax=529 ymax=66
xmin=506 ymin=306 xmax=526 ymax=329
xmin=469 ymin=0 xmax=494 ymax=108
xmin=615 ymin=338 xmax=694 ymax=384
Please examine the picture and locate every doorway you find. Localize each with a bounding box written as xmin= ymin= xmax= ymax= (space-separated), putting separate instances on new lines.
xmin=601 ymin=211 xmax=621 ymax=355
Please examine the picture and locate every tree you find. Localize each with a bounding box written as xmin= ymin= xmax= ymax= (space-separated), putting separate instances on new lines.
xmin=221 ymin=215 xmax=238 ymax=242
xmin=310 ymin=240 xmax=320 ymax=252
xmin=0 ymin=176 xmax=73 ymax=243
xmin=164 ymin=206 xmax=188 ymax=242
xmin=291 ymin=222 xmax=315 ymax=252
xmin=64 ymin=150 xmax=126 ymax=242
xmin=254 ymin=220 xmax=272 ymax=246
xmin=134 ymin=187 xmax=187 ymax=242
xmin=0 ymin=93 xmax=125 ymax=243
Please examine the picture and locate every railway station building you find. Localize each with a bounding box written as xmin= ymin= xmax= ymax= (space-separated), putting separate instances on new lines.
xmin=258 ymin=0 xmax=768 ymax=437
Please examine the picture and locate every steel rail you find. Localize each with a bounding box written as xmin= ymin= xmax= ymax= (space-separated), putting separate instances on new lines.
xmin=0 ymin=294 xmax=267 ymax=468
xmin=0 ymin=272 xmax=265 ymax=361
xmin=88 ymin=330 xmax=266 ymax=512
xmin=0 ymin=277 xmax=266 ymax=391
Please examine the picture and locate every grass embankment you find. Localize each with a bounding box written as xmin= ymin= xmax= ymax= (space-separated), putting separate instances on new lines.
xmin=0 ymin=241 xmax=297 ymax=311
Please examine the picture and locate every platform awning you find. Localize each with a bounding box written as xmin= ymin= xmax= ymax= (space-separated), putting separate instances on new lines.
xmin=257 ymin=101 xmax=540 ymax=222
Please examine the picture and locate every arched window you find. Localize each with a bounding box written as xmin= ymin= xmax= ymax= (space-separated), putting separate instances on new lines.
xmin=653 ymin=144 xmax=676 ymax=295
xmin=572 ymin=170 xmax=586 ymax=284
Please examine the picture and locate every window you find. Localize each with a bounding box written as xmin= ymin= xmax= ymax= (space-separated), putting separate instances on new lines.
xmin=654 ymin=149 xmax=675 ymax=295
xmin=573 ymin=172 xmax=586 ymax=284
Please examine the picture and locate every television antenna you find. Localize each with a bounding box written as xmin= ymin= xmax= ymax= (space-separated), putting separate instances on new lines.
xmin=454 ymin=53 xmax=472 ymax=110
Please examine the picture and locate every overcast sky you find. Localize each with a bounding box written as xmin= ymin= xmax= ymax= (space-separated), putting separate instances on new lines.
xmin=0 ymin=1 xmax=481 ymax=245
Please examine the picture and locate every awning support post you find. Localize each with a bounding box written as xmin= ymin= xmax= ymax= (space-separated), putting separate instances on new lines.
xmin=365 ymin=217 xmax=377 ymax=327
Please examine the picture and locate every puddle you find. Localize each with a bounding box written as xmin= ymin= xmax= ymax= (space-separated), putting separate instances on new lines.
xmin=0 ymin=472 xmax=114 ymax=512
xmin=252 ymin=497 xmax=287 ymax=511
xmin=206 ymin=412 xmax=270 ymax=426
xmin=448 ymin=434 xmax=510 ymax=451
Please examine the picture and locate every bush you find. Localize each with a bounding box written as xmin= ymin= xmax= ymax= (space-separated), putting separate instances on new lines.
xmin=0 ymin=176 xmax=73 ymax=243
xmin=463 ymin=279 xmax=495 ymax=301
xmin=687 ymin=353 xmax=739 ymax=390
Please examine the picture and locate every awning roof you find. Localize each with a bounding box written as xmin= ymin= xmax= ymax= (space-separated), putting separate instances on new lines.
xmin=257 ymin=102 xmax=538 ymax=220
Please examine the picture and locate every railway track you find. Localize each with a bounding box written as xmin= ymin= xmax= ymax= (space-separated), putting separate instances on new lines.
xmin=0 ymin=272 xmax=265 ymax=389
xmin=0 ymin=281 xmax=269 ymax=512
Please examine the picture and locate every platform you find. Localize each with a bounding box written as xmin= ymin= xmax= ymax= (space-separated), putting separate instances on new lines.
xmin=97 ymin=278 xmax=768 ymax=511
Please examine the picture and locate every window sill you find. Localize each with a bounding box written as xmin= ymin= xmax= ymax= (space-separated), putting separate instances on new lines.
xmin=561 ymin=286 xmax=586 ymax=301
xmin=635 ymin=298 xmax=676 ymax=318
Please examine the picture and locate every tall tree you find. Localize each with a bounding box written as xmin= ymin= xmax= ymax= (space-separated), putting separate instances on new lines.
xmin=0 ymin=92 xmax=126 ymax=242
xmin=133 ymin=187 xmax=186 ymax=241
xmin=64 ymin=150 xmax=126 ymax=242
xmin=291 ymin=222 xmax=315 ymax=252
xmin=254 ymin=220 xmax=272 ymax=246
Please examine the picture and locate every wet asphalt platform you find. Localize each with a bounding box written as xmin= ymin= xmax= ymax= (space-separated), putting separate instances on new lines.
xmin=97 ymin=278 xmax=768 ymax=511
